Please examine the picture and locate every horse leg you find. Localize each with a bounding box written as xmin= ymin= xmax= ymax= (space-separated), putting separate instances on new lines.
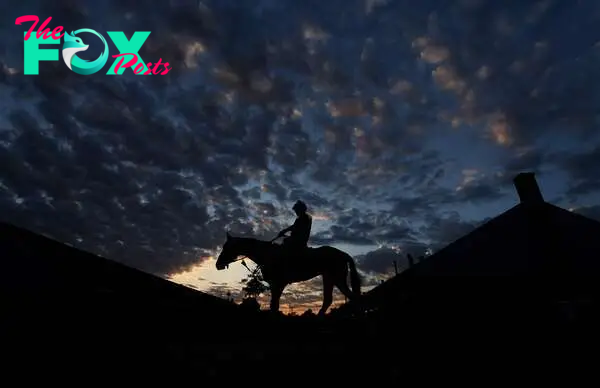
xmin=318 ymin=275 xmax=334 ymax=316
xmin=332 ymin=264 xmax=355 ymax=301
xmin=270 ymin=284 xmax=284 ymax=313
xmin=335 ymin=279 xmax=355 ymax=301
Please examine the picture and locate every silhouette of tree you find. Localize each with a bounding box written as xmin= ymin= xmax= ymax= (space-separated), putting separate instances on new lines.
xmin=240 ymin=263 xmax=269 ymax=299
xmin=238 ymin=263 xmax=270 ymax=312
xmin=240 ymin=296 xmax=261 ymax=312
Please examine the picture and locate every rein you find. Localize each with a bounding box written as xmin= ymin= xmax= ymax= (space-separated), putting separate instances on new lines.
xmin=224 ymin=235 xmax=281 ymax=272
xmin=224 ymin=255 xmax=250 ymax=270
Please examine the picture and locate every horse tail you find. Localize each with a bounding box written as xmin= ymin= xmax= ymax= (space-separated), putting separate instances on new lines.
xmin=345 ymin=254 xmax=362 ymax=297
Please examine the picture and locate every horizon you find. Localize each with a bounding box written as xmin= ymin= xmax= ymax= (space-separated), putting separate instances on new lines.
xmin=2 ymin=0 xmax=600 ymax=314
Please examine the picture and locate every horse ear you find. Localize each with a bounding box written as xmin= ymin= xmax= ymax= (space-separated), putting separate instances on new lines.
xmin=226 ymin=231 xmax=231 ymax=239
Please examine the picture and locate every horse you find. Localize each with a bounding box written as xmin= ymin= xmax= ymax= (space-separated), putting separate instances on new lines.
xmin=215 ymin=232 xmax=362 ymax=315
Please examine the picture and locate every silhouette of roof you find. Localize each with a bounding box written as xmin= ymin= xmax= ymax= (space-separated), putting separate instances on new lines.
xmin=357 ymin=172 xmax=600 ymax=309
xmin=0 ymin=221 xmax=240 ymax=315
xmin=0 ymin=223 xmax=388 ymax=379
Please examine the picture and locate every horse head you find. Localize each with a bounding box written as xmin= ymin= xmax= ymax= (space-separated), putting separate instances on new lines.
xmin=216 ymin=232 xmax=274 ymax=271
xmin=216 ymin=232 xmax=240 ymax=270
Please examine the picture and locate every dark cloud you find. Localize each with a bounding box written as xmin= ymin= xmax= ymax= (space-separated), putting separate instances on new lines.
xmin=420 ymin=211 xmax=488 ymax=252
xmin=504 ymin=148 xmax=546 ymax=177
xmin=312 ymin=225 xmax=374 ymax=246
xmin=452 ymin=181 xmax=505 ymax=204
xmin=2 ymin=0 xmax=600 ymax=309
xmin=555 ymin=145 xmax=600 ymax=199
xmin=357 ymin=247 xmax=409 ymax=275
xmin=416 ymin=0 xmax=600 ymax=146
xmin=567 ymin=181 xmax=600 ymax=200
xmin=574 ymin=205 xmax=600 ymax=223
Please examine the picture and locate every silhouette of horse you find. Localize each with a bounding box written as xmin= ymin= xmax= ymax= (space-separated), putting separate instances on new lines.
xmin=216 ymin=232 xmax=361 ymax=315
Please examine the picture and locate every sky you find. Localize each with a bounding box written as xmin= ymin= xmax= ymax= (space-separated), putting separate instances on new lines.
xmin=2 ymin=0 xmax=600 ymax=313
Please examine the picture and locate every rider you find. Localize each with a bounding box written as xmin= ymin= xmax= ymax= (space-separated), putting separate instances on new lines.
xmin=276 ymin=200 xmax=312 ymax=250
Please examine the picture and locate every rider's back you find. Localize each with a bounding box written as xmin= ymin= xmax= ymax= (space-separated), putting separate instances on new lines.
xmin=292 ymin=213 xmax=312 ymax=247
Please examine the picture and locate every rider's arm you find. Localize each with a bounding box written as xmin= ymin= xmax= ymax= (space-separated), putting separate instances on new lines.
xmin=279 ymin=220 xmax=298 ymax=235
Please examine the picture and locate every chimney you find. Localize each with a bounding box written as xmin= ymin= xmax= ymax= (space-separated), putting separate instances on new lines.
xmin=513 ymin=172 xmax=544 ymax=204
xmin=393 ymin=260 xmax=398 ymax=275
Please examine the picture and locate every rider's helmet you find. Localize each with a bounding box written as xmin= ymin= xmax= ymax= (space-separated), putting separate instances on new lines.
xmin=292 ymin=200 xmax=307 ymax=213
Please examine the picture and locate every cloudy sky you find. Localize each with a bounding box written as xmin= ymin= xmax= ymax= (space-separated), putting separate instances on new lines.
xmin=2 ymin=0 xmax=600 ymax=313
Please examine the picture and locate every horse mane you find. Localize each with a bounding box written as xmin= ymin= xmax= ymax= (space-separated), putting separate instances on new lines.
xmin=232 ymin=236 xmax=273 ymax=249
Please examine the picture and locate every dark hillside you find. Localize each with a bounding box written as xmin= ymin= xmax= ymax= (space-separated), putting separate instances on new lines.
xmin=0 ymin=222 xmax=378 ymax=380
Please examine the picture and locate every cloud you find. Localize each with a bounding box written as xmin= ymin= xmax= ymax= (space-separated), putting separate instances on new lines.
xmin=414 ymin=0 xmax=600 ymax=146
xmin=573 ymin=205 xmax=600 ymax=223
xmin=556 ymin=145 xmax=600 ymax=199
xmin=357 ymin=247 xmax=409 ymax=275
xmin=420 ymin=211 xmax=487 ymax=251
xmin=452 ymin=180 xmax=505 ymax=204
xmin=2 ymin=0 xmax=600 ymax=311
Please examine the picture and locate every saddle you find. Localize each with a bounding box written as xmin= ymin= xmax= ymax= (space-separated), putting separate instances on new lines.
xmin=276 ymin=243 xmax=312 ymax=261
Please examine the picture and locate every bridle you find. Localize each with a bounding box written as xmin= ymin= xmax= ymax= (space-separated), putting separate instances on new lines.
xmin=222 ymin=234 xmax=282 ymax=270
